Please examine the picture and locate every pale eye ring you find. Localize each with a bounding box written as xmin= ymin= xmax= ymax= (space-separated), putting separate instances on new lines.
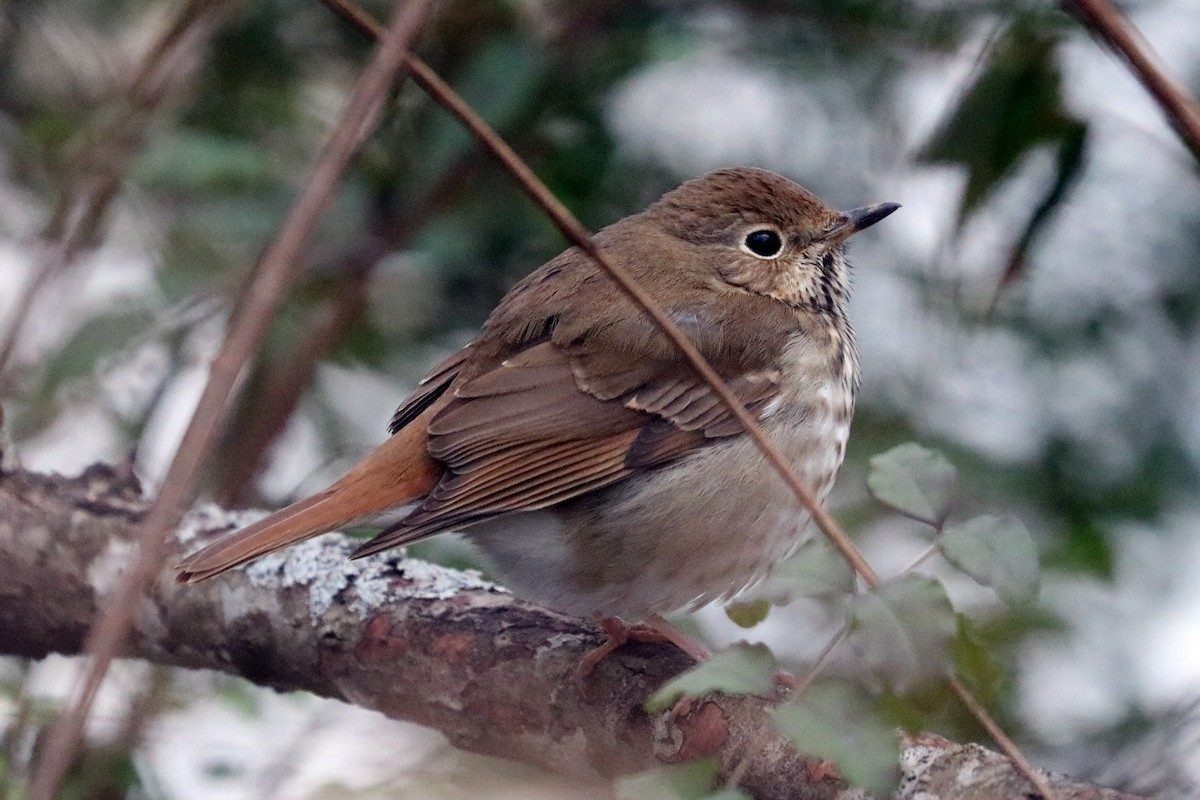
xmin=742 ymin=228 xmax=784 ymax=259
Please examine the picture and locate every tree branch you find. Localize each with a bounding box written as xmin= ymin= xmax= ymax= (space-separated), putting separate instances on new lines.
xmin=1062 ymin=0 xmax=1200 ymax=163
xmin=0 ymin=461 xmax=1143 ymax=800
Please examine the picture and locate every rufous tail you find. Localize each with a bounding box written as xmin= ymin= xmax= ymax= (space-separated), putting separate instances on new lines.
xmin=175 ymin=408 xmax=444 ymax=583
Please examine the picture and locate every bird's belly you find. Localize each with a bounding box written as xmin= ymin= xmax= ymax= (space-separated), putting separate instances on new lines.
xmin=468 ymin=390 xmax=851 ymax=620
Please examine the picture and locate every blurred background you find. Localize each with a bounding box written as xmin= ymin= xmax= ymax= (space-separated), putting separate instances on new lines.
xmin=2 ymin=0 xmax=1200 ymax=797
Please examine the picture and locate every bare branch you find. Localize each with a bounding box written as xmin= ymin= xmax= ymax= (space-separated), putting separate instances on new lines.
xmin=25 ymin=2 xmax=437 ymax=797
xmin=321 ymin=0 xmax=882 ymax=600
xmin=0 ymin=462 xmax=1145 ymax=800
xmin=316 ymin=3 xmax=1061 ymax=795
xmin=1062 ymin=0 xmax=1200 ymax=163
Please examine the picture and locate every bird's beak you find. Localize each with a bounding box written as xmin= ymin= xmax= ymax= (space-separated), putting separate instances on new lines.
xmin=823 ymin=202 xmax=901 ymax=243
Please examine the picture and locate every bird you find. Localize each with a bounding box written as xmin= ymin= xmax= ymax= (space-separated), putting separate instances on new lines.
xmin=177 ymin=167 xmax=898 ymax=665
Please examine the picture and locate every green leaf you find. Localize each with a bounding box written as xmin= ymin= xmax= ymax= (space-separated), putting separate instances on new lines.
xmin=135 ymin=131 xmax=274 ymax=192
xmin=773 ymin=683 xmax=899 ymax=796
xmin=849 ymin=575 xmax=957 ymax=691
xmin=1047 ymin=517 xmax=1113 ymax=577
xmin=742 ymin=537 xmax=856 ymax=604
xmin=701 ymin=791 xmax=752 ymax=800
xmin=952 ymin=616 xmax=1004 ymax=704
xmin=615 ymin=758 xmax=722 ymax=800
xmin=940 ymin=515 xmax=1039 ymax=606
xmin=645 ymin=643 xmax=777 ymax=714
xmin=43 ymin=309 xmax=156 ymax=388
xmin=725 ymin=599 xmax=771 ymax=628
xmin=919 ymin=24 xmax=1080 ymax=220
xmin=867 ymin=443 xmax=958 ymax=524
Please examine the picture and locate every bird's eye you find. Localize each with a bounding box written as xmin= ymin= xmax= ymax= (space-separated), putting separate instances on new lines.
xmin=743 ymin=229 xmax=783 ymax=259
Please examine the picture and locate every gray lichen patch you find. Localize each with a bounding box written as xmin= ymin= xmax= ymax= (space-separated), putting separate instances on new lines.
xmin=172 ymin=504 xmax=505 ymax=620
xmin=897 ymin=741 xmax=940 ymax=799
xmin=176 ymin=504 xmax=266 ymax=548
xmin=239 ymin=532 xmax=505 ymax=619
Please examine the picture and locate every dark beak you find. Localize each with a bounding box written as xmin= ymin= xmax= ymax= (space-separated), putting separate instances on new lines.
xmin=824 ymin=202 xmax=900 ymax=242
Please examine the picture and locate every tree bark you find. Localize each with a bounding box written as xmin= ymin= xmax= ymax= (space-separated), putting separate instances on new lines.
xmin=0 ymin=461 xmax=1142 ymax=800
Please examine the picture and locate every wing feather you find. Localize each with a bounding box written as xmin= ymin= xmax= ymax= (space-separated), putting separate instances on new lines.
xmin=360 ymin=317 xmax=790 ymax=553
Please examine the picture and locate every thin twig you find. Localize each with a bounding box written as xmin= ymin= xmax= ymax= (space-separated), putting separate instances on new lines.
xmin=724 ymin=625 xmax=850 ymax=791
xmin=319 ymin=3 xmax=1058 ymax=797
xmin=23 ymin=2 xmax=436 ymax=798
xmin=321 ymin=0 xmax=879 ymax=586
xmin=949 ymin=678 xmax=1056 ymax=799
xmin=792 ymin=625 xmax=851 ymax=699
xmin=1062 ymin=0 xmax=1200 ymax=164
xmin=899 ymin=541 xmax=941 ymax=575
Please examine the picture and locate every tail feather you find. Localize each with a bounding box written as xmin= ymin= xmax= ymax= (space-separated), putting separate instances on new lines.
xmin=176 ymin=400 xmax=447 ymax=583
xmin=176 ymin=492 xmax=347 ymax=583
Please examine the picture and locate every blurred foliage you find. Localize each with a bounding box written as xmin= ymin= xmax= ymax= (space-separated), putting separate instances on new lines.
xmin=615 ymin=757 xmax=748 ymax=800
xmin=773 ymin=681 xmax=899 ymax=797
xmin=920 ymin=17 xmax=1083 ymax=221
xmin=2 ymin=0 xmax=1200 ymax=796
xmin=645 ymin=643 xmax=778 ymax=714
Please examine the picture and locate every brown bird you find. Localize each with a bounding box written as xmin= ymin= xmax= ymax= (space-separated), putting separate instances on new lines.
xmin=177 ymin=167 xmax=897 ymax=663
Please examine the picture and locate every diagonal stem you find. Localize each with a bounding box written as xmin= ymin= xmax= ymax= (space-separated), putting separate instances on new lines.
xmin=318 ymin=3 xmax=1057 ymax=797
xmin=23 ymin=2 xmax=436 ymax=798
xmin=320 ymin=0 xmax=878 ymax=587
xmin=949 ymin=677 xmax=1055 ymax=799
xmin=1062 ymin=0 xmax=1200 ymax=163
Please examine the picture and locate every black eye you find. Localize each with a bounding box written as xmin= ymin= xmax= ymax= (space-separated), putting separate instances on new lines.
xmin=744 ymin=229 xmax=782 ymax=258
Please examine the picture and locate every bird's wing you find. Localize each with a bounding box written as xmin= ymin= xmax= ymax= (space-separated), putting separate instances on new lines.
xmin=350 ymin=339 xmax=784 ymax=556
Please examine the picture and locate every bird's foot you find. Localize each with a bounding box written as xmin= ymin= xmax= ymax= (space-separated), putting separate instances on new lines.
xmin=576 ymin=614 xmax=711 ymax=678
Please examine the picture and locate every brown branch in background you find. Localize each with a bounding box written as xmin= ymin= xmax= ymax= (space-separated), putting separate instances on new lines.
xmin=0 ymin=463 xmax=1145 ymax=800
xmin=24 ymin=2 xmax=437 ymax=798
xmin=0 ymin=0 xmax=236 ymax=391
xmin=215 ymin=155 xmax=479 ymax=505
xmin=215 ymin=271 xmax=371 ymax=507
xmin=1062 ymin=0 xmax=1200 ymax=163
xmin=322 ymin=0 xmax=880 ymax=589
xmin=319 ymin=3 xmax=1056 ymax=797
